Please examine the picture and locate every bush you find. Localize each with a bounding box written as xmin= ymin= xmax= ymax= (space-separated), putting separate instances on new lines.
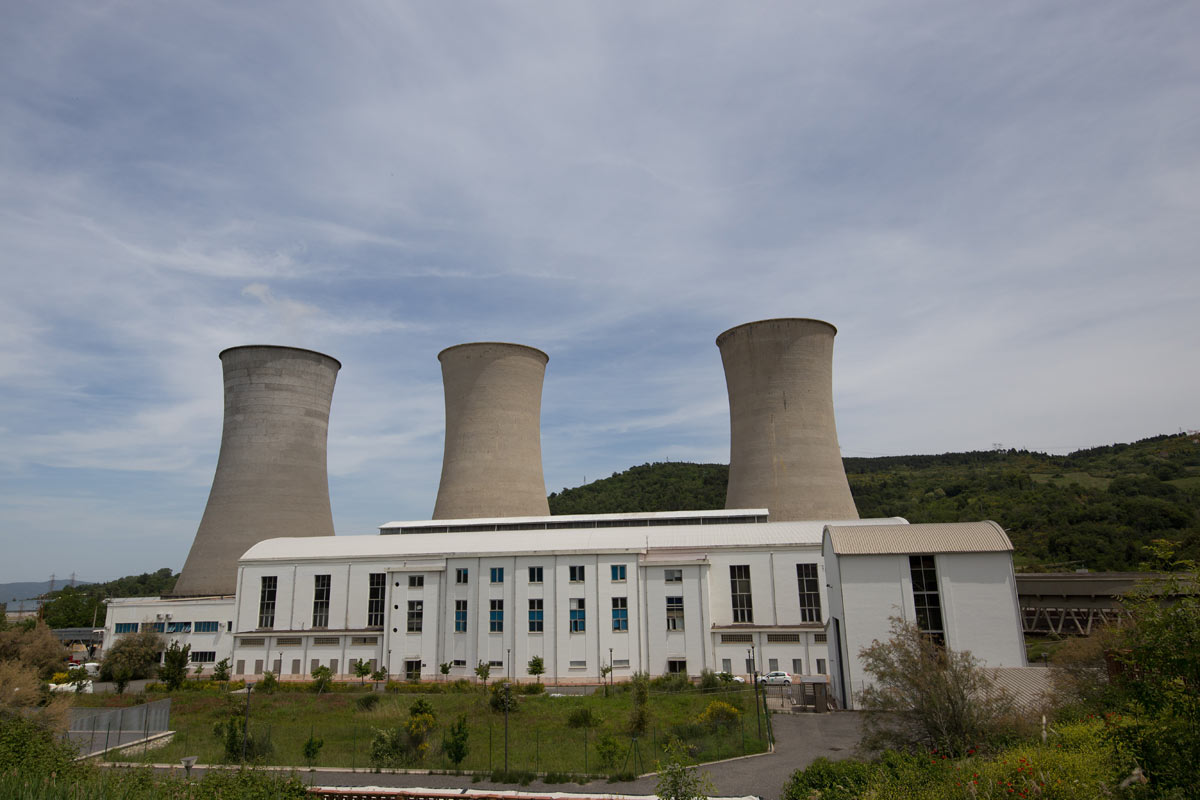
xmin=698 ymin=668 xmax=721 ymax=691
xmin=100 ymin=628 xmax=163 ymax=682
xmin=650 ymin=672 xmax=692 ymax=693
xmin=489 ymin=681 xmax=518 ymax=713
xmin=522 ymin=681 xmax=545 ymax=695
xmin=567 ymin=706 xmax=601 ymax=729
xmin=595 ymin=733 xmax=622 ymax=768
xmin=256 ymin=670 xmax=278 ymax=694
xmin=782 ymin=757 xmax=873 ymax=800
xmin=158 ymin=640 xmax=191 ymax=691
xmin=355 ymin=693 xmax=381 ymax=711
xmin=695 ymin=699 xmax=740 ymax=730
xmin=443 ymin=714 xmax=470 ymax=767
xmin=311 ymin=665 xmax=333 ymax=694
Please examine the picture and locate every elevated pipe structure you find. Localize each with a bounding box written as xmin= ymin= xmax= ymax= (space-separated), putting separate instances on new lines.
xmin=433 ymin=342 xmax=550 ymax=519
xmin=170 ymin=345 xmax=341 ymax=597
xmin=717 ymin=318 xmax=859 ymax=521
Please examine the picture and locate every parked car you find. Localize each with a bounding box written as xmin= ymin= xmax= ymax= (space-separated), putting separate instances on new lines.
xmin=757 ymin=670 xmax=793 ymax=686
xmin=717 ymin=672 xmax=746 ymax=684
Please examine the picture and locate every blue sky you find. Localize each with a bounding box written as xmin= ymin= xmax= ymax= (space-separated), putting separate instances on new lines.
xmin=2 ymin=2 xmax=1198 ymax=585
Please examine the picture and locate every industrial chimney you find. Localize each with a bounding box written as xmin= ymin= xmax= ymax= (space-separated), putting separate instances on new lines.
xmin=170 ymin=345 xmax=341 ymax=597
xmin=717 ymin=318 xmax=859 ymax=521
xmin=433 ymin=342 xmax=550 ymax=519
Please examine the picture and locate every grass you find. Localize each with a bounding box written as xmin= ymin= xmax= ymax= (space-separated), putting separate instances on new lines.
xmin=75 ymin=683 xmax=768 ymax=775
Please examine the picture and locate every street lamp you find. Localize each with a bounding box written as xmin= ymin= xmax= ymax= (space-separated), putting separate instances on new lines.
xmin=609 ymin=647 xmax=613 ymax=695
xmin=242 ymin=682 xmax=255 ymax=762
xmin=507 ymin=647 xmax=512 ymax=680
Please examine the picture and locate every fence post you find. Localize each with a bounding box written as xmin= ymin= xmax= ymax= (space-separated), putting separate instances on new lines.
xmin=584 ymin=726 xmax=588 ymax=774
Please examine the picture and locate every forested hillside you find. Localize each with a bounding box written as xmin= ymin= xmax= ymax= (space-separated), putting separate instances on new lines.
xmin=34 ymin=568 xmax=177 ymax=629
xmin=548 ymin=432 xmax=1200 ymax=571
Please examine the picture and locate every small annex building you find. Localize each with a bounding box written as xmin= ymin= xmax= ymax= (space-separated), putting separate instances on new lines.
xmin=823 ymin=520 xmax=1026 ymax=710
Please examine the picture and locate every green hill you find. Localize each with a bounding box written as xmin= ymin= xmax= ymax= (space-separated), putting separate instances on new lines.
xmin=548 ymin=432 xmax=1200 ymax=571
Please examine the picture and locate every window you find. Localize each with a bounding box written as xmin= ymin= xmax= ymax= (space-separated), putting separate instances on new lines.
xmin=666 ymin=659 xmax=687 ymax=674
xmin=166 ymin=621 xmax=191 ymax=633
xmin=569 ymin=598 xmax=586 ymax=633
xmin=611 ymin=597 xmax=628 ymax=631
xmin=816 ymin=658 xmax=827 ymax=675
xmin=611 ymin=564 xmax=626 ymax=581
xmin=528 ymin=599 xmax=544 ymax=633
xmin=258 ymin=576 xmax=277 ymax=628
xmin=613 ymin=658 xmax=630 ymax=668
xmin=352 ymin=636 xmax=378 ymax=645
xmin=456 ymin=568 xmax=469 ymax=584
xmin=195 ymin=621 xmax=219 ymax=633
xmin=569 ymin=660 xmax=586 ymax=669
xmin=722 ymin=658 xmax=732 ymax=673
xmin=768 ymin=633 xmax=800 ymax=643
xmin=452 ymin=659 xmax=466 ymax=667
xmin=190 ymin=651 xmax=216 ymax=663
xmin=489 ymin=659 xmax=503 ymax=668
xmin=720 ymin=633 xmax=753 ymax=643
xmin=910 ymin=555 xmax=945 ymax=646
xmin=666 ymin=596 xmax=684 ymax=631
xmin=797 ymin=563 xmax=821 ymax=623
xmin=793 ymin=658 xmax=804 ymax=675
xmin=409 ymin=574 xmax=424 ymax=588
xmin=490 ymin=600 xmax=504 ymax=632
xmin=491 ymin=567 xmax=504 ymax=584
xmin=367 ymin=573 xmax=386 ymax=627
xmin=312 ymin=574 xmax=331 ymax=628
xmin=665 ymin=568 xmax=682 ymax=583
xmin=528 ymin=566 xmax=543 ymax=583
xmin=730 ymin=565 xmax=753 ymax=623
xmin=312 ymin=636 xmax=340 ymax=646
xmin=814 ymin=633 xmax=827 ymax=643
xmin=768 ymin=658 xmax=779 ymax=672
xmin=114 ymin=623 xmax=137 ymax=634
xmin=569 ymin=565 xmax=585 ymax=583
xmin=240 ymin=637 xmax=265 ymax=646
xmin=407 ymin=600 xmax=423 ymax=633
xmin=455 ymin=600 xmax=468 ymax=633
xmin=275 ymin=636 xmax=301 ymax=646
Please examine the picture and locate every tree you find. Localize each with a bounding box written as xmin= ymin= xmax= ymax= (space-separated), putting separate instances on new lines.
xmin=101 ymin=628 xmax=163 ymax=682
xmin=655 ymin=739 xmax=714 ymax=800
xmin=856 ymin=617 xmax=1015 ymax=756
xmin=311 ymin=664 xmax=333 ymax=694
xmin=439 ymin=661 xmax=451 ymax=680
xmin=0 ymin=620 xmax=68 ymax=679
xmin=354 ymin=658 xmax=371 ymax=685
xmin=212 ymin=657 xmax=231 ymax=682
xmin=527 ymin=655 xmax=544 ymax=683
xmin=443 ymin=714 xmax=470 ymax=767
xmin=303 ymin=731 xmax=324 ymax=767
xmin=474 ymin=659 xmax=490 ymax=689
xmin=371 ymin=667 xmax=388 ymax=682
xmin=66 ymin=665 xmax=91 ymax=693
xmin=159 ymin=640 xmax=191 ymax=691
xmin=600 ymin=663 xmax=613 ymax=696
xmin=628 ymin=671 xmax=650 ymax=736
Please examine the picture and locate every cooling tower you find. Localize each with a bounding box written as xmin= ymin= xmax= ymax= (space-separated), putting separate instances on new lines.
xmin=433 ymin=342 xmax=550 ymax=519
xmin=170 ymin=345 xmax=341 ymax=597
xmin=717 ymin=318 xmax=859 ymax=521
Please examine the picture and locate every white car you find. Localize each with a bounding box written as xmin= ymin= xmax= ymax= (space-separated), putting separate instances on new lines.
xmin=757 ymin=670 xmax=792 ymax=686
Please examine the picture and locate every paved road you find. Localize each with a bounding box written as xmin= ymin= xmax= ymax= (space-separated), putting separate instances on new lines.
xmin=145 ymin=712 xmax=864 ymax=800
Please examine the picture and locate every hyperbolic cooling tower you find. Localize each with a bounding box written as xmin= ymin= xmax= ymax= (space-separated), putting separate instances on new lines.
xmin=170 ymin=345 xmax=341 ymax=597
xmin=717 ymin=318 xmax=859 ymax=521
xmin=433 ymin=342 xmax=550 ymax=519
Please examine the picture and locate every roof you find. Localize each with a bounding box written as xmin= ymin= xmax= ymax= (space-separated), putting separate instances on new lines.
xmin=824 ymin=520 xmax=1012 ymax=555
xmin=380 ymin=508 xmax=770 ymax=532
xmin=243 ymin=517 xmax=909 ymax=564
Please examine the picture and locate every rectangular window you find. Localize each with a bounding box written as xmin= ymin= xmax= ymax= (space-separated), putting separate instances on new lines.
xmin=528 ymin=566 xmax=543 ymax=583
xmin=258 ymin=576 xmax=277 ymax=629
xmin=240 ymin=637 xmax=265 ymax=646
xmin=491 ymin=567 xmax=504 ymax=584
xmin=528 ymin=598 xmax=544 ymax=633
xmin=611 ymin=597 xmax=628 ymax=631
xmin=666 ymin=596 xmax=684 ymax=631
xmin=452 ymin=659 xmax=467 ymax=667
xmin=367 ymin=573 xmax=386 ymax=628
xmin=611 ymin=564 xmax=626 ymax=581
xmin=569 ymin=565 xmax=585 ymax=583
xmin=793 ymin=658 xmax=804 ymax=675
xmin=312 ymin=574 xmax=331 ymax=628
xmin=797 ymin=563 xmax=821 ymax=623
xmin=768 ymin=633 xmax=800 ymax=643
xmin=194 ymin=621 xmax=219 ymax=633
xmin=489 ymin=659 xmax=503 ymax=668
xmin=275 ymin=636 xmax=302 ymax=646
xmin=816 ymin=658 xmax=827 ymax=675
xmin=490 ymin=599 xmax=503 ymax=632
xmin=407 ymin=600 xmax=423 ymax=633
xmin=665 ymin=568 xmax=682 ymax=583
xmin=768 ymin=658 xmax=779 ymax=672
xmin=409 ymin=574 xmax=424 ymax=588
xmin=722 ymin=658 xmax=732 ymax=674
xmin=166 ymin=621 xmax=192 ymax=633
xmin=814 ymin=633 xmax=827 ymax=643
xmin=190 ymin=651 xmax=217 ymax=663
xmin=312 ymin=636 xmax=340 ymax=646
xmin=456 ymin=568 xmax=469 ymax=584
xmin=350 ymin=636 xmax=377 ymax=645
xmin=720 ymin=633 xmax=753 ymax=643
xmin=666 ymin=658 xmax=687 ymax=674
xmin=613 ymin=658 xmax=630 ymax=668
xmin=909 ymin=555 xmax=945 ymax=646
xmin=114 ymin=623 xmax=137 ymax=634
xmin=455 ymin=600 xmax=468 ymax=633
xmin=569 ymin=660 xmax=586 ymax=669
xmin=569 ymin=598 xmax=586 ymax=633
xmin=730 ymin=565 xmax=754 ymax=623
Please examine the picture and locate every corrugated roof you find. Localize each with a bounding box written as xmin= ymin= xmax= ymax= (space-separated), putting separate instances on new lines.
xmin=241 ymin=517 xmax=909 ymax=564
xmin=825 ymin=521 xmax=1012 ymax=555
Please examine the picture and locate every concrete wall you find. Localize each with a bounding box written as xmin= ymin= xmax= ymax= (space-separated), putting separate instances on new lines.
xmin=718 ymin=318 xmax=859 ymax=521
xmin=103 ymin=596 xmax=237 ymax=674
xmin=433 ymin=343 xmax=551 ymax=519
xmin=171 ymin=346 xmax=340 ymax=597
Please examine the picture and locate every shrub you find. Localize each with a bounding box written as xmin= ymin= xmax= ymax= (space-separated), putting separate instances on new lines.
xmin=567 ymin=706 xmax=601 ymax=729
xmin=311 ymin=665 xmax=333 ymax=694
xmin=355 ymin=693 xmax=381 ymax=711
xmin=409 ymin=697 xmax=435 ymax=719
xmin=100 ymin=628 xmax=163 ymax=682
xmin=158 ymin=640 xmax=191 ymax=691
xmin=212 ymin=658 xmax=231 ymax=682
xmin=302 ymin=732 xmax=324 ymax=767
xmin=695 ymin=699 xmax=740 ymax=730
xmin=489 ymin=680 xmax=518 ymax=712
xmin=651 ymin=672 xmax=692 ymax=693
xmin=628 ymin=671 xmax=650 ymax=736
xmin=443 ymin=714 xmax=470 ymax=767
xmin=698 ymin=668 xmax=721 ymax=691
xmin=781 ymin=757 xmax=873 ymax=800
xmin=595 ymin=733 xmax=622 ymax=768
xmin=256 ymin=670 xmax=278 ymax=694
xmin=522 ymin=681 xmax=545 ymax=695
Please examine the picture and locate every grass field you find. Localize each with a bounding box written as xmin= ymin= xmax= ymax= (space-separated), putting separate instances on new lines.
xmin=77 ymin=683 xmax=768 ymax=775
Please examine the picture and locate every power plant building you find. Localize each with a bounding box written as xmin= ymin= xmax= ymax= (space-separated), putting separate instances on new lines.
xmin=102 ymin=321 xmax=1028 ymax=694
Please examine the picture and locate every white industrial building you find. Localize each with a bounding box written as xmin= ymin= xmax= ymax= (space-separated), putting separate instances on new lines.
xmin=823 ymin=521 xmax=1027 ymax=710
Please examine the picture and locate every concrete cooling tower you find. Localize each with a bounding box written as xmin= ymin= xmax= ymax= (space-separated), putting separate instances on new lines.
xmin=170 ymin=345 xmax=341 ymax=597
xmin=433 ymin=342 xmax=550 ymax=519
xmin=717 ymin=318 xmax=859 ymax=521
